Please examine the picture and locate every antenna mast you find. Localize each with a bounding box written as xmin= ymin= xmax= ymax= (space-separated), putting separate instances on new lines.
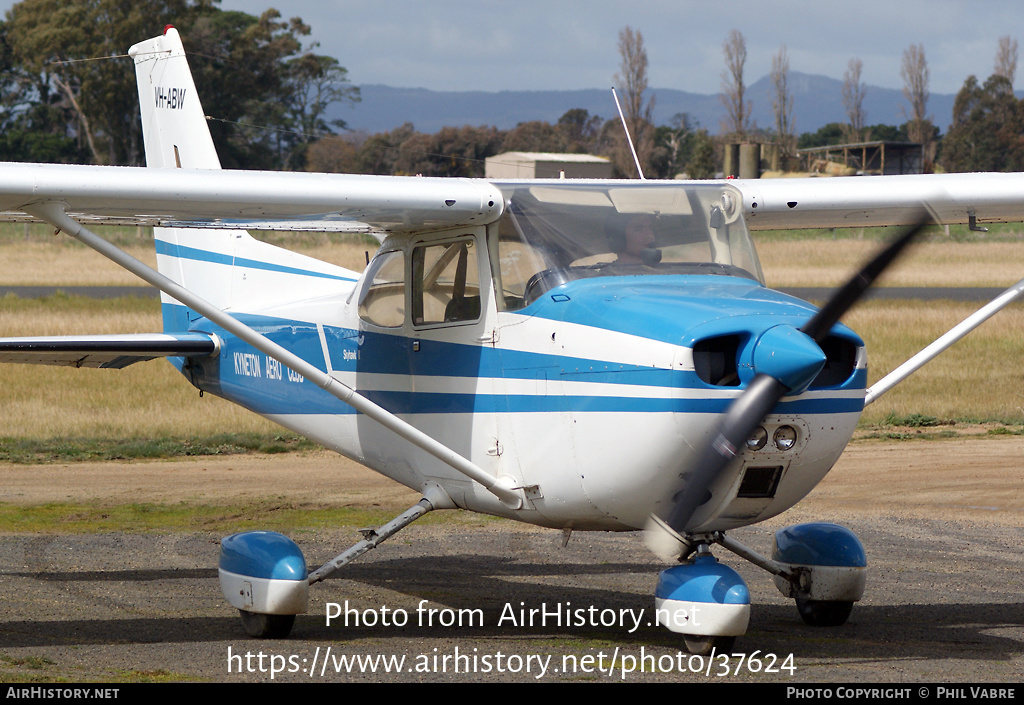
xmin=612 ymin=87 xmax=645 ymax=180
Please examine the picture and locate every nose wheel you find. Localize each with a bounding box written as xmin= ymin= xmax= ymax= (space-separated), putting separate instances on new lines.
xmin=794 ymin=598 xmax=854 ymax=627
xmin=652 ymin=524 xmax=866 ymax=653
xmin=239 ymin=610 xmax=296 ymax=639
xmin=683 ymin=634 xmax=736 ymax=657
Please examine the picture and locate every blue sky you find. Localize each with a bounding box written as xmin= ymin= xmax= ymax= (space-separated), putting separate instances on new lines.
xmin=2 ymin=1 xmax=1021 ymax=95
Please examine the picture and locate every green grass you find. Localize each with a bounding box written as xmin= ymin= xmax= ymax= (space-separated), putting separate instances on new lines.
xmin=0 ymin=654 xmax=56 ymax=670
xmin=0 ymin=653 xmax=198 ymax=683
xmin=986 ymin=426 xmax=1024 ymax=435
xmin=0 ymin=500 xmax=502 ymax=533
xmin=881 ymin=412 xmax=943 ymax=427
xmin=0 ymin=432 xmax=317 ymax=464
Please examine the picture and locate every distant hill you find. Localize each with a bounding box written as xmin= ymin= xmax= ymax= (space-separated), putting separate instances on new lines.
xmin=331 ymin=71 xmax=959 ymax=138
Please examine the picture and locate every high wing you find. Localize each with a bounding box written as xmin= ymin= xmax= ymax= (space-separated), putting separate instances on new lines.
xmin=0 ymin=162 xmax=503 ymax=236
xmin=1 ymin=166 xmax=1023 ymax=235
xmin=733 ymin=172 xmax=1024 ymax=230
xmin=0 ymin=333 xmax=218 ymax=368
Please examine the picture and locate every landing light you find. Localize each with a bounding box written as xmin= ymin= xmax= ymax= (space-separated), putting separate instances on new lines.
xmin=746 ymin=427 xmax=768 ymax=451
xmin=774 ymin=426 xmax=797 ymax=451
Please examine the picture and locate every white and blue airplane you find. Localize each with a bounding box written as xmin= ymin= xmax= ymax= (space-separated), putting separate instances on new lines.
xmin=2 ymin=27 xmax=1024 ymax=654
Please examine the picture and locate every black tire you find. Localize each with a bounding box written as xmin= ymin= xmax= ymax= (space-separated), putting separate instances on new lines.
xmin=683 ymin=634 xmax=736 ymax=656
xmin=795 ymin=598 xmax=853 ymax=627
xmin=239 ymin=610 xmax=296 ymax=638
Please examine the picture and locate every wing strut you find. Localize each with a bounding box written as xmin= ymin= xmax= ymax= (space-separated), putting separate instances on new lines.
xmin=24 ymin=202 xmax=523 ymax=508
xmin=865 ymin=275 xmax=1024 ymax=405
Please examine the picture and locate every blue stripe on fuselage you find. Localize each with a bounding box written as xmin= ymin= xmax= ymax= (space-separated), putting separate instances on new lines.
xmin=168 ymin=271 xmax=867 ymax=418
xmin=154 ymin=240 xmax=357 ymax=282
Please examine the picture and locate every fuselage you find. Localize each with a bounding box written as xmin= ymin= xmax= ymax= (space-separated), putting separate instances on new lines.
xmin=162 ymin=181 xmax=867 ymax=534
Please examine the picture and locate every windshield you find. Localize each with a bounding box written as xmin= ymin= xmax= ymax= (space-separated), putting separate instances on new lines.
xmin=491 ymin=182 xmax=764 ymax=310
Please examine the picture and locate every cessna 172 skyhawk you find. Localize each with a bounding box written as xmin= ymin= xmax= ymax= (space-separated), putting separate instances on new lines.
xmin=2 ymin=27 xmax=1024 ymax=654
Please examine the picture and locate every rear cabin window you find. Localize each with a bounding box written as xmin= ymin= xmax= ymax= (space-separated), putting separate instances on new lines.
xmin=357 ymin=249 xmax=405 ymax=328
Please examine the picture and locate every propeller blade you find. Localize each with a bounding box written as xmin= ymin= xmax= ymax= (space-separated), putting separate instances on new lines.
xmin=663 ymin=373 xmax=788 ymax=530
xmin=800 ymin=214 xmax=930 ymax=343
xmin=645 ymin=215 xmax=931 ymax=561
xmin=645 ymin=372 xmax=789 ymax=560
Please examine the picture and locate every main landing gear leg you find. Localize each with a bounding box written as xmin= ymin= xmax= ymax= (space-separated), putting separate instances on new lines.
xmin=218 ymin=495 xmax=438 ymax=638
xmin=768 ymin=523 xmax=866 ymax=626
xmin=307 ymin=498 xmax=434 ymax=584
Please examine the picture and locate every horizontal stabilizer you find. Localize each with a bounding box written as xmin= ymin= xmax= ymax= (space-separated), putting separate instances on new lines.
xmin=0 ymin=333 xmax=218 ymax=369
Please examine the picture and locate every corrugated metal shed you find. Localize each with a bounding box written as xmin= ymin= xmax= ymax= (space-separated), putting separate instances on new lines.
xmin=485 ymin=152 xmax=612 ymax=179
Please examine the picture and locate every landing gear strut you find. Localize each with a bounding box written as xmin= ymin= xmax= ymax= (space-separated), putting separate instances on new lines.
xmin=771 ymin=523 xmax=866 ymax=627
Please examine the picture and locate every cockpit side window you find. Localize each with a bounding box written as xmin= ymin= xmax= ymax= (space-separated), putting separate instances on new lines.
xmin=357 ymin=249 xmax=406 ymax=328
xmin=411 ymin=237 xmax=481 ymax=326
xmin=490 ymin=214 xmax=549 ymax=311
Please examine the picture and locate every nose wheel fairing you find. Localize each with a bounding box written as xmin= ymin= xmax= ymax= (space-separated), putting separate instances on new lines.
xmin=654 ymin=523 xmax=867 ymax=653
xmin=655 ymin=552 xmax=750 ymax=642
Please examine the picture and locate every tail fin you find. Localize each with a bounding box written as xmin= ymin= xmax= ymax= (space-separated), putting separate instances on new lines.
xmin=129 ymin=27 xmax=360 ymax=332
xmin=130 ymin=27 xmax=220 ymax=169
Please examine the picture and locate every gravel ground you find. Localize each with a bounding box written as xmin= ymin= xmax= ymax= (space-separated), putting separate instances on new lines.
xmin=0 ymin=438 xmax=1022 ymax=683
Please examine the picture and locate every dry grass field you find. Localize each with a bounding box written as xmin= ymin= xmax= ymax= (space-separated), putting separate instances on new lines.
xmin=0 ymin=296 xmax=276 ymax=439
xmin=847 ymin=300 xmax=1024 ymax=424
xmin=0 ymin=227 xmax=372 ymax=443
xmin=760 ymin=238 xmax=1024 ymax=288
xmin=2 ymin=225 xmax=1024 ymax=443
xmin=0 ymin=224 xmax=372 ymax=285
xmin=754 ymin=226 xmax=1024 ymax=425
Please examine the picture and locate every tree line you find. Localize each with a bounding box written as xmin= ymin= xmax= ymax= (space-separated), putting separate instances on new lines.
xmin=0 ymin=0 xmax=358 ymax=170
xmin=303 ymin=109 xmax=716 ymax=180
xmin=722 ymin=29 xmax=1023 ymax=174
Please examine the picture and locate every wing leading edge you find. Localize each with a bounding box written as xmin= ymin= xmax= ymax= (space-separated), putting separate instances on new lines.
xmin=0 ymin=162 xmax=505 ymax=236
xmin=0 ymin=333 xmax=218 ymax=369
xmin=734 ymin=172 xmax=1024 ymax=230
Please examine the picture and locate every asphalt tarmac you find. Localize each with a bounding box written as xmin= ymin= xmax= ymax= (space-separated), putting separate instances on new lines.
xmin=0 ymin=439 xmax=1021 ymax=683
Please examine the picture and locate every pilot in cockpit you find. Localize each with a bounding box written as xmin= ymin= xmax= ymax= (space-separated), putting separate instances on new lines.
xmin=606 ymin=212 xmax=663 ymax=266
